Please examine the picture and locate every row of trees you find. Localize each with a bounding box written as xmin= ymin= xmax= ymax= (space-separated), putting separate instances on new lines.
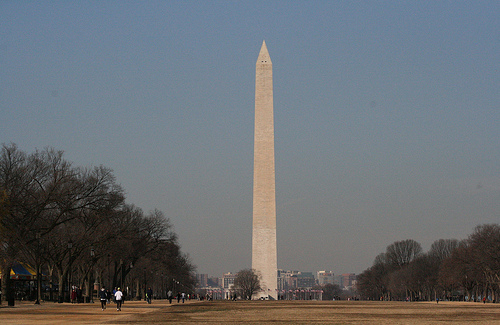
xmin=0 ymin=143 xmax=195 ymax=304
xmin=357 ymin=224 xmax=500 ymax=302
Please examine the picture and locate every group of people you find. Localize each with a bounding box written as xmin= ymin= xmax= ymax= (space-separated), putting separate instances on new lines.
xmin=97 ymin=286 xmax=194 ymax=311
xmin=146 ymin=289 xmax=188 ymax=304
xmin=70 ymin=286 xmax=83 ymax=303
xmin=98 ymin=287 xmax=124 ymax=311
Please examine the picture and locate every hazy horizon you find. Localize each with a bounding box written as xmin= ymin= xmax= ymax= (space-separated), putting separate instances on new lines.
xmin=2 ymin=1 xmax=498 ymax=277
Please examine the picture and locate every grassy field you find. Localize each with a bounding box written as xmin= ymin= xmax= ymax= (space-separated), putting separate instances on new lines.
xmin=122 ymin=300 xmax=500 ymax=325
xmin=1 ymin=299 xmax=499 ymax=324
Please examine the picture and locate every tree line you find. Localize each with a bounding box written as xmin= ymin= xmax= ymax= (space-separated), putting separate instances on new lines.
xmin=357 ymin=224 xmax=500 ymax=302
xmin=0 ymin=143 xmax=195 ymax=304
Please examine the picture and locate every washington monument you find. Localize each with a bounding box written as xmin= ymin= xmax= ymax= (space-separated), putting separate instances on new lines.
xmin=252 ymin=40 xmax=277 ymax=299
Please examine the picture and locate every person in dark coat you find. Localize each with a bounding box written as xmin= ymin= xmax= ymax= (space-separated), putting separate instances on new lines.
xmin=99 ymin=287 xmax=108 ymax=310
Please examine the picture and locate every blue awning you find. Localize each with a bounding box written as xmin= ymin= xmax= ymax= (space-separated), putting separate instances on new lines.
xmin=0 ymin=263 xmax=37 ymax=280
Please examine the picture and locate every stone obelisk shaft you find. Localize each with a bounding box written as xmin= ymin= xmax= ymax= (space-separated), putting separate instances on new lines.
xmin=252 ymin=40 xmax=277 ymax=299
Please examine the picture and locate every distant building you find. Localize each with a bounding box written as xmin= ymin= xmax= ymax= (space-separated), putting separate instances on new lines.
xmin=277 ymin=270 xmax=315 ymax=290
xmin=196 ymin=274 xmax=208 ymax=287
xmin=296 ymin=272 xmax=315 ymax=289
xmin=342 ymin=273 xmax=356 ymax=289
xmin=317 ymin=271 xmax=334 ymax=286
xmin=277 ymin=269 xmax=299 ymax=291
xmin=207 ymin=276 xmax=220 ymax=287
xmin=222 ymin=272 xmax=236 ymax=289
xmin=333 ymin=275 xmax=344 ymax=287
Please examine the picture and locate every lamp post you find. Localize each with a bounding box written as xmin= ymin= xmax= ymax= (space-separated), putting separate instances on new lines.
xmin=143 ymin=268 xmax=146 ymax=301
xmin=68 ymin=240 xmax=73 ymax=302
xmin=90 ymin=248 xmax=95 ymax=303
xmin=107 ymin=254 xmax=111 ymax=289
xmin=161 ymin=273 xmax=164 ymax=299
xmin=129 ymin=262 xmax=133 ymax=298
xmin=119 ymin=259 xmax=123 ymax=289
xmin=34 ymin=232 xmax=41 ymax=305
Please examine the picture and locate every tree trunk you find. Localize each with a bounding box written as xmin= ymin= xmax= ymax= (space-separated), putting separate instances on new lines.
xmin=1 ymin=264 xmax=15 ymax=306
xmin=35 ymin=262 xmax=41 ymax=303
xmin=57 ymin=270 xmax=68 ymax=303
xmin=135 ymin=278 xmax=140 ymax=301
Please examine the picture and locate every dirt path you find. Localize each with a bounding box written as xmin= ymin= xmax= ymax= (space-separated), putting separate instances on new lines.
xmin=0 ymin=299 xmax=182 ymax=324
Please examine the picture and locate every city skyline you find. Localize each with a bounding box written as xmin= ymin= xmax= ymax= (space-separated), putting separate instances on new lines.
xmin=1 ymin=1 xmax=498 ymax=277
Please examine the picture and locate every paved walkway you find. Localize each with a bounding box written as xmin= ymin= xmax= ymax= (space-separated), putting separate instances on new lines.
xmin=0 ymin=299 xmax=189 ymax=324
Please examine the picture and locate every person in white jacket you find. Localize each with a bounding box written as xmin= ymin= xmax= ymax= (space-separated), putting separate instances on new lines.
xmin=114 ymin=288 xmax=123 ymax=311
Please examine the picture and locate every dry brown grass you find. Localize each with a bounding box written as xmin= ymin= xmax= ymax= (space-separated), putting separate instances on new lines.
xmin=1 ymin=299 xmax=499 ymax=324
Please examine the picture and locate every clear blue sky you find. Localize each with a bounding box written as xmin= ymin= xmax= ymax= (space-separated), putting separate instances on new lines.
xmin=1 ymin=1 xmax=499 ymax=277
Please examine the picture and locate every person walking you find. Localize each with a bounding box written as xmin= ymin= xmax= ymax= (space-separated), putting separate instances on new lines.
xmin=146 ymin=287 xmax=153 ymax=304
xmin=114 ymin=287 xmax=123 ymax=311
xmin=99 ymin=287 xmax=108 ymax=310
xmin=181 ymin=292 xmax=186 ymax=303
xmin=70 ymin=287 xmax=77 ymax=303
xmin=167 ymin=290 xmax=173 ymax=304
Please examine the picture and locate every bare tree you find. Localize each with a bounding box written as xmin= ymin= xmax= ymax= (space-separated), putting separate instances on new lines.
xmin=406 ymin=254 xmax=437 ymax=301
xmin=234 ymin=269 xmax=261 ymax=300
xmin=438 ymin=241 xmax=478 ymax=301
xmin=357 ymin=253 xmax=390 ymax=300
xmin=429 ymin=239 xmax=459 ymax=261
xmin=385 ymin=239 xmax=422 ymax=269
xmin=467 ymin=224 xmax=500 ymax=301
xmin=387 ymin=267 xmax=409 ymax=299
xmin=319 ymin=283 xmax=342 ymax=300
xmin=0 ymin=144 xmax=33 ymax=304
